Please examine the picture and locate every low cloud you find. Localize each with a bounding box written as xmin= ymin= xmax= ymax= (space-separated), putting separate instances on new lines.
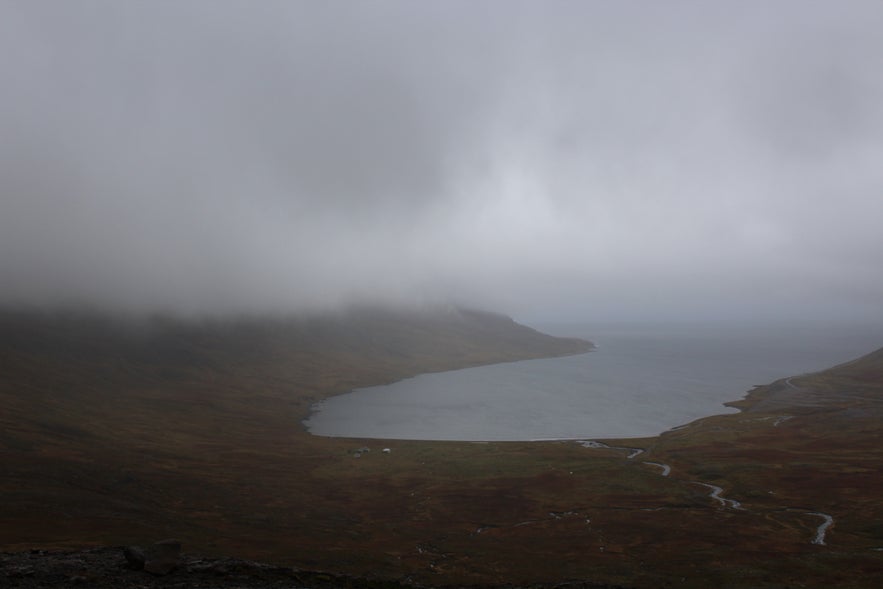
xmin=1 ymin=1 xmax=882 ymax=322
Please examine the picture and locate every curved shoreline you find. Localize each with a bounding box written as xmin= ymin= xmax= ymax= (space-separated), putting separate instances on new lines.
xmin=306 ymin=325 xmax=855 ymax=442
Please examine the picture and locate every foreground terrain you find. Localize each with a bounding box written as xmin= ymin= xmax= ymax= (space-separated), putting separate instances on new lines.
xmin=1 ymin=307 xmax=881 ymax=588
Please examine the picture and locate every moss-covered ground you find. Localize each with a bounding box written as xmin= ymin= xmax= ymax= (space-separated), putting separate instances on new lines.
xmin=1 ymin=310 xmax=881 ymax=587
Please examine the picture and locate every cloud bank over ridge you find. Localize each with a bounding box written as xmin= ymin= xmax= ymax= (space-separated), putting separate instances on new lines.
xmin=2 ymin=1 xmax=882 ymax=322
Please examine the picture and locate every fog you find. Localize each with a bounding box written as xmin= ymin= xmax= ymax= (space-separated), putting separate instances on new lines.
xmin=2 ymin=1 xmax=882 ymax=323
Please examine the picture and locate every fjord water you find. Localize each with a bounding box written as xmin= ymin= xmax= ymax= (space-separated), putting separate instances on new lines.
xmin=303 ymin=322 xmax=883 ymax=441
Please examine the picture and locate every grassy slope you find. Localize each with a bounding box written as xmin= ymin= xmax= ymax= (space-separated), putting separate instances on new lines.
xmin=628 ymin=347 xmax=883 ymax=587
xmin=1 ymin=309 xmax=882 ymax=588
xmin=0 ymin=309 xmax=592 ymax=562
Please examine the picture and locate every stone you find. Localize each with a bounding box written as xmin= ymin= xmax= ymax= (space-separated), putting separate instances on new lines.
xmin=143 ymin=538 xmax=182 ymax=575
xmin=151 ymin=538 xmax=182 ymax=559
xmin=123 ymin=545 xmax=145 ymax=570
xmin=125 ymin=539 xmax=182 ymax=576
xmin=143 ymin=558 xmax=177 ymax=575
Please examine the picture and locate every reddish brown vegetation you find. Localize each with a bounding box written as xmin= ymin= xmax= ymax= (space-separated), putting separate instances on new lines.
xmin=1 ymin=310 xmax=881 ymax=588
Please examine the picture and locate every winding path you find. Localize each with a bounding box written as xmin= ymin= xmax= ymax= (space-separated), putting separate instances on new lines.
xmin=785 ymin=377 xmax=801 ymax=389
xmin=808 ymin=512 xmax=834 ymax=545
xmin=643 ymin=461 xmax=671 ymax=476
xmin=575 ymin=438 xmax=836 ymax=547
xmin=693 ymin=482 xmax=744 ymax=510
xmin=577 ymin=440 xmax=644 ymax=459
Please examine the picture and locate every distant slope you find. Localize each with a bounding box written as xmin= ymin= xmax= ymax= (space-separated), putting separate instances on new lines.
xmin=0 ymin=306 xmax=592 ymax=419
xmin=0 ymin=305 xmax=591 ymax=379
xmin=635 ymin=344 xmax=883 ymax=587
xmin=0 ymin=305 xmax=591 ymax=556
xmin=0 ymin=305 xmax=593 ymax=454
xmin=724 ymin=344 xmax=883 ymax=414
xmin=817 ymin=345 xmax=883 ymax=382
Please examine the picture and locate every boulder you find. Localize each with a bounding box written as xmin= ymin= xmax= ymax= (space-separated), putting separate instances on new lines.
xmin=122 ymin=546 xmax=145 ymax=570
xmin=124 ymin=539 xmax=181 ymax=576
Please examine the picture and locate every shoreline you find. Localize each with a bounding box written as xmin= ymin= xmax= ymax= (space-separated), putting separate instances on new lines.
xmin=300 ymin=345 xmax=761 ymax=445
xmin=298 ymin=345 xmax=595 ymax=437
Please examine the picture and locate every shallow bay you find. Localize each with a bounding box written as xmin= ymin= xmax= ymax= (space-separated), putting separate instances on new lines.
xmin=303 ymin=322 xmax=883 ymax=440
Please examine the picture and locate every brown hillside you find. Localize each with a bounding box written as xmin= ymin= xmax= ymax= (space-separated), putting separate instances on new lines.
xmin=2 ymin=310 xmax=882 ymax=588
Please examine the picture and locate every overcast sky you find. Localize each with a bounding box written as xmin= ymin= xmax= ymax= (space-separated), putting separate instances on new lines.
xmin=1 ymin=1 xmax=882 ymax=323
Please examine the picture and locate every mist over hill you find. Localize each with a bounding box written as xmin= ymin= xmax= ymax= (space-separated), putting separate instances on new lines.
xmin=0 ymin=304 xmax=591 ymax=378
xmin=2 ymin=1 xmax=883 ymax=323
xmin=3 ymin=2 xmax=883 ymax=586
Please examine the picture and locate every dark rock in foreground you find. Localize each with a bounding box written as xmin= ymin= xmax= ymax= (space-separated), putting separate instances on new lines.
xmin=124 ymin=539 xmax=181 ymax=575
xmin=1 ymin=546 xmax=629 ymax=589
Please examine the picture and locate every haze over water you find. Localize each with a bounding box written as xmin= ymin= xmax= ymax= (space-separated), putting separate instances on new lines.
xmin=304 ymin=322 xmax=883 ymax=441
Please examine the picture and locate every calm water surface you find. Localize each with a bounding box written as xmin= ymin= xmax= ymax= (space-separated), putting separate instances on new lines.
xmin=303 ymin=322 xmax=883 ymax=441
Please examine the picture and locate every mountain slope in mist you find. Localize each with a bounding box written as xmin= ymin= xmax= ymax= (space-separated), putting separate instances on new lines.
xmin=0 ymin=305 xmax=591 ymax=555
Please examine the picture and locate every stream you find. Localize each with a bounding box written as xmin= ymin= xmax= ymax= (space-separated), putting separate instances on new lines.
xmin=573 ymin=440 xmax=835 ymax=546
xmin=692 ymin=482 xmax=744 ymax=510
xmin=808 ymin=512 xmax=834 ymax=545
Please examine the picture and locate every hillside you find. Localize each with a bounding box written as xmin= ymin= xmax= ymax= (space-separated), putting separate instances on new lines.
xmin=0 ymin=307 xmax=592 ymax=558
xmin=2 ymin=309 xmax=882 ymax=588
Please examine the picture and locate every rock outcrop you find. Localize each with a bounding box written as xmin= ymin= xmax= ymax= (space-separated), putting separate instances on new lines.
xmin=123 ymin=539 xmax=181 ymax=575
xmin=1 ymin=545 xmax=629 ymax=588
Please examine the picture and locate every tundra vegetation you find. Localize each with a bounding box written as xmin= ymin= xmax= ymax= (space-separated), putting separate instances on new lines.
xmin=1 ymin=308 xmax=881 ymax=588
